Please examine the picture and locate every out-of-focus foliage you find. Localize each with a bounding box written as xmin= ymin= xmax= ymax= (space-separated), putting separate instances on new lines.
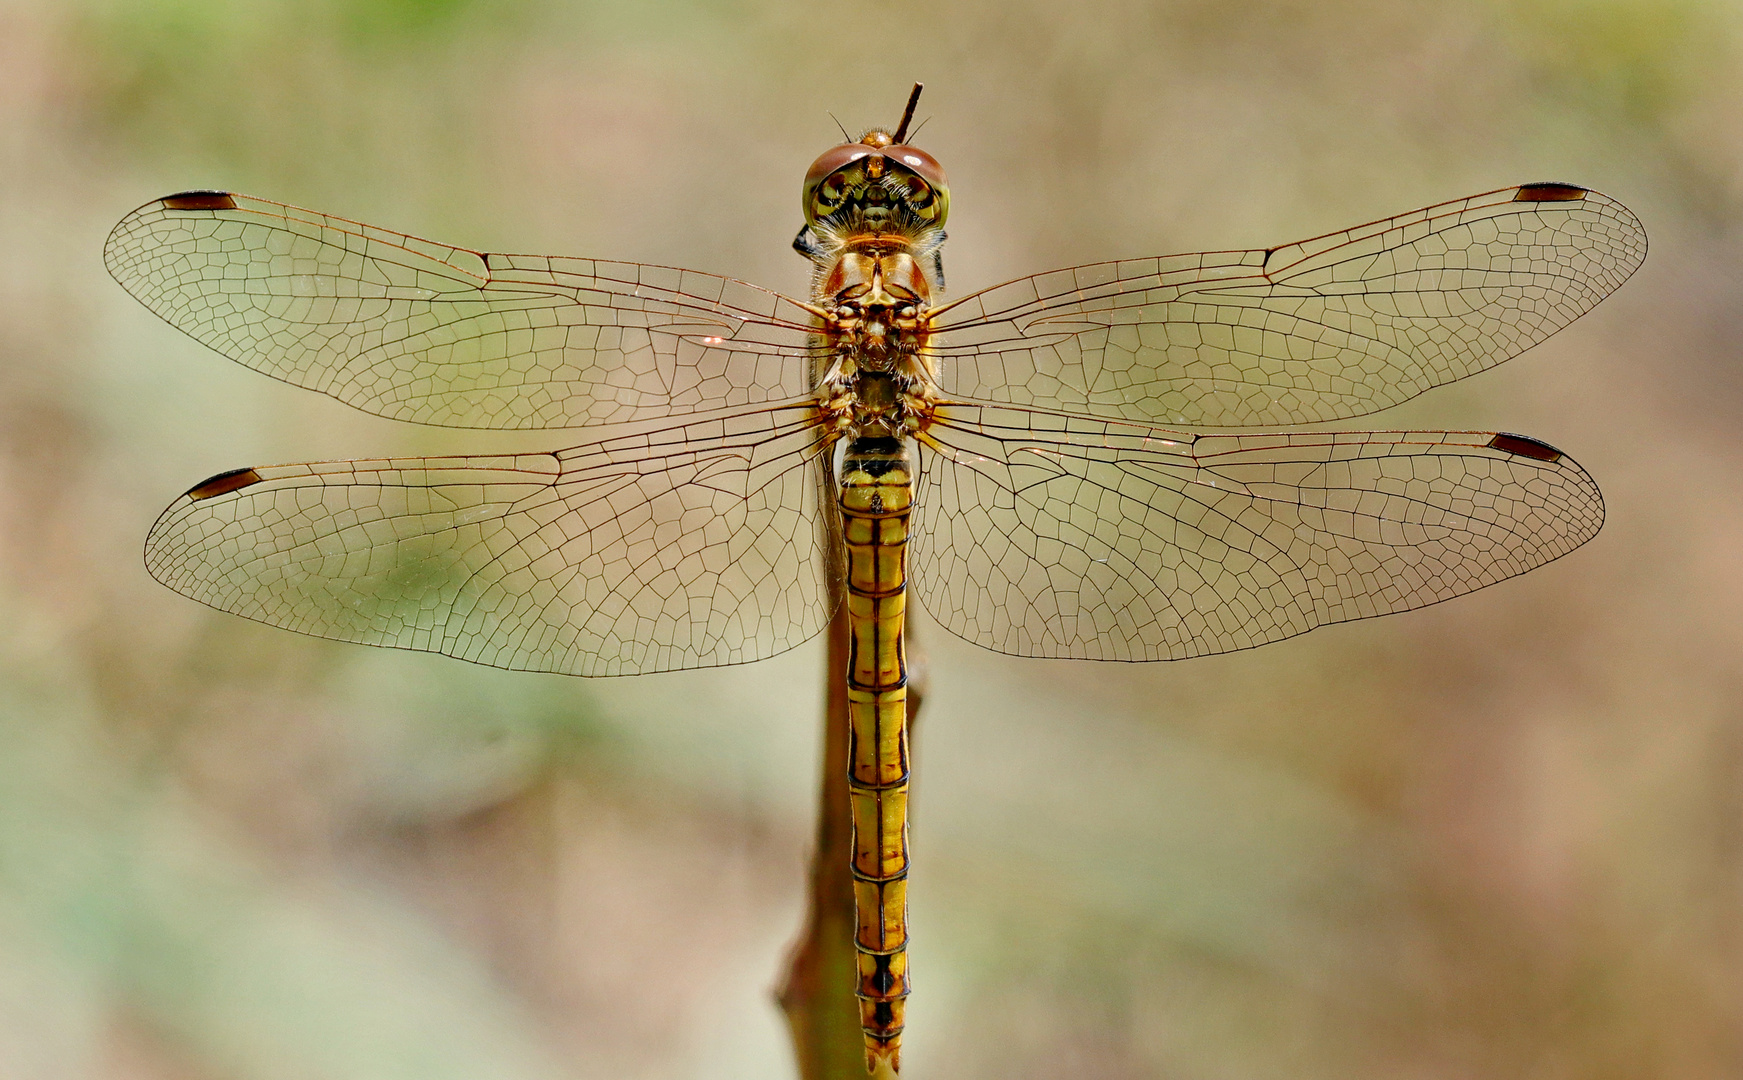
xmin=2 ymin=0 xmax=1740 ymax=1077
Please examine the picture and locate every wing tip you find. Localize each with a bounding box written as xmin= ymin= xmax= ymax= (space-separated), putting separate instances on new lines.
xmin=161 ymin=191 xmax=238 ymax=211
xmin=107 ymin=192 xmax=237 ymax=275
xmin=1486 ymin=432 xmax=1563 ymax=462
xmin=185 ymin=467 xmax=263 ymax=500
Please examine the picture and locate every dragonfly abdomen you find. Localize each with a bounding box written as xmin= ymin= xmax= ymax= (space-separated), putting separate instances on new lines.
xmin=839 ymin=435 xmax=914 ymax=1073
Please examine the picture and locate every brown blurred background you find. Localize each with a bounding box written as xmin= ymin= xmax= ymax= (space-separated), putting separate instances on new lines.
xmin=1 ymin=0 xmax=1739 ymax=1077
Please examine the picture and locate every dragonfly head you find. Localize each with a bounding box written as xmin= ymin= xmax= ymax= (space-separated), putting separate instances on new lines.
xmin=801 ymin=138 xmax=948 ymax=233
xmin=797 ymin=87 xmax=949 ymax=301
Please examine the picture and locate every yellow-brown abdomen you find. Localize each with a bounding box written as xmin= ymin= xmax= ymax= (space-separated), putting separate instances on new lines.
xmin=838 ymin=436 xmax=914 ymax=1073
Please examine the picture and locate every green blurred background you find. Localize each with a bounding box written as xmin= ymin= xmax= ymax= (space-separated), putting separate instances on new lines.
xmin=2 ymin=0 xmax=1740 ymax=1076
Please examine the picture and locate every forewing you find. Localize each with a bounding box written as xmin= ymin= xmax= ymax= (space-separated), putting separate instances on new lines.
xmin=145 ymin=407 xmax=835 ymax=675
xmin=932 ymin=184 xmax=1645 ymax=426
xmin=105 ymin=192 xmax=821 ymax=429
xmin=912 ymin=405 xmax=1603 ymax=660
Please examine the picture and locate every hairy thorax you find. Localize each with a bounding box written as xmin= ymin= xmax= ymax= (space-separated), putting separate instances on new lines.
xmin=810 ymin=239 xmax=942 ymax=440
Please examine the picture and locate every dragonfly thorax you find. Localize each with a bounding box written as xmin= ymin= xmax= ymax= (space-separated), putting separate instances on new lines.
xmin=814 ymin=241 xmax=940 ymax=439
xmin=825 ymin=248 xmax=929 ymax=364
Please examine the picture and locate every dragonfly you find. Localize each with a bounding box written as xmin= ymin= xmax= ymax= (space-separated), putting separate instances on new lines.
xmin=106 ymin=84 xmax=1642 ymax=1074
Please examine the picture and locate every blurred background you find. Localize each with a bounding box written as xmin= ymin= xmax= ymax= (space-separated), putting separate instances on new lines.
xmin=1 ymin=0 xmax=1740 ymax=1076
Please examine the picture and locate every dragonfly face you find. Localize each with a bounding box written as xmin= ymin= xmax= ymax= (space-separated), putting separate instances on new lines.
xmin=800 ymin=134 xmax=949 ymax=233
xmin=105 ymin=85 xmax=1645 ymax=1075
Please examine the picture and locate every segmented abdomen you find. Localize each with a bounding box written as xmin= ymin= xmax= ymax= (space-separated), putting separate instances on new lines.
xmin=839 ymin=435 xmax=913 ymax=1074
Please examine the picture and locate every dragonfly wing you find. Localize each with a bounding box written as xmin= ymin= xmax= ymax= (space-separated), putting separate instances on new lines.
xmin=912 ymin=404 xmax=1603 ymax=660
xmin=145 ymin=407 xmax=835 ymax=675
xmin=932 ymin=184 xmax=1645 ymax=426
xmin=105 ymin=192 xmax=821 ymax=430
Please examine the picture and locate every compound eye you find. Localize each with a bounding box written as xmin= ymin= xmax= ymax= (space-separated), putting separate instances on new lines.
xmin=879 ymin=163 xmax=935 ymax=208
xmin=816 ymin=173 xmax=846 ymax=210
xmin=909 ymin=183 xmax=945 ymax=224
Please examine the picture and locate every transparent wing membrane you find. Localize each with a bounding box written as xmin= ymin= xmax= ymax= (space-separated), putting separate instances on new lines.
xmin=931 ymin=184 xmax=1645 ymax=426
xmin=122 ymin=183 xmax=1629 ymax=671
xmin=912 ymin=404 xmax=1604 ymax=660
xmin=105 ymin=192 xmax=823 ymax=430
xmin=145 ymin=407 xmax=835 ymax=675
